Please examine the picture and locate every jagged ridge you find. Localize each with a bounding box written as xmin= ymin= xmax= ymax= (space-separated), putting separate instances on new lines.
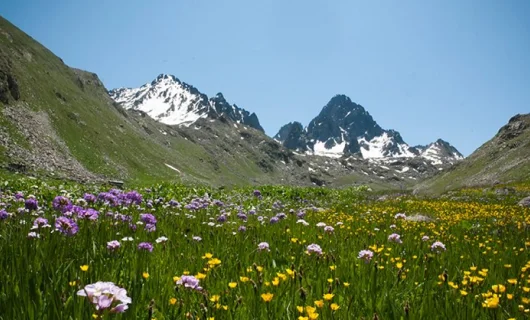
xmin=109 ymin=74 xmax=264 ymax=132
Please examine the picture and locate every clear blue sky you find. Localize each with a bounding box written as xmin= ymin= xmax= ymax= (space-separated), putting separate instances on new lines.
xmin=2 ymin=1 xmax=530 ymax=155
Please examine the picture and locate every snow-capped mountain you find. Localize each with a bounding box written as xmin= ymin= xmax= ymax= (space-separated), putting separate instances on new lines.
xmin=274 ymin=94 xmax=463 ymax=165
xmin=109 ymin=74 xmax=264 ymax=131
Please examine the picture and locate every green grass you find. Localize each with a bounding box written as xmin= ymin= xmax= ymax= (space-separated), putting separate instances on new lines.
xmin=0 ymin=177 xmax=529 ymax=319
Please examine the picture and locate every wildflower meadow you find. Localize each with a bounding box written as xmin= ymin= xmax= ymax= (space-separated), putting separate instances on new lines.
xmin=0 ymin=178 xmax=529 ymax=319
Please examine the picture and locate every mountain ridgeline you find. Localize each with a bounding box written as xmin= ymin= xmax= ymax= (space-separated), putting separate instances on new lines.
xmin=109 ymin=74 xmax=264 ymax=132
xmin=274 ymin=95 xmax=463 ymax=165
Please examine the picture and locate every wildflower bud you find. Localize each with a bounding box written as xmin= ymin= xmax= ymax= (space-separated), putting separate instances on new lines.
xmin=404 ymin=301 xmax=410 ymax=316
xmin=300 ymin=287 xmax=307 ymax=301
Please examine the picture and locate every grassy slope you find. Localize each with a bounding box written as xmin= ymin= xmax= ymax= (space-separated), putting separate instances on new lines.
xmin=415 ymin=114 xmax=530 ymax=194
xmin=0 ymin=16 xmax=300 ymax=186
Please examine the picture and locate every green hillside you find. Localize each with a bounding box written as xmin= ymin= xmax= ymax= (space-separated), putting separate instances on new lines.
xmin=415 ymin=114 xmax=530 ymax=194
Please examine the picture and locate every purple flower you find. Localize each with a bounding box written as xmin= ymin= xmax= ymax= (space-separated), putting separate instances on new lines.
xmin=0 ymin=210 xmax=8 ymax=220
xmin=306 ymin=243 xmax=323 ymax=255
xmin=139 ymin=213 xmax=157 ymax=225
xmin=238 ymin=225 xmax=247 ymax=232
xmin=269 ymin=216 xmax=279 ymax=224
xmin=431 ymin=241 xmax=446 ymax=253
xmin=248 ymin=209 xmax=256 ymax=215
xmin=14 ymin=192 xmax=24 ymax=199
xmin=107 ymin=240 xmax=121 ymax=251
xmin=237 ymin=212 xmax=248 ymax=221
xmin=83 ymin=193 xmax=97 ymax=203
xmin=125 ymin=191 xmax=143 ymax=205
xmin=31 ymin=217 xmax=51 ymax=230
xmin=55 ymin=216 xmax=79 ymax=236
xmin=394 ymin=213 xmax=407 ymax=220
xmin=276 ymin=213 xmax=287 ymax=220
xmin=77 ymin=282 xmax=131 ymax=313
xmin=145 ymin=223 xmax=156 ymax=232
xmin=52 ymin=196 xmax=72 ymax=212
xmin=296 ymin=211 xmax=306 ymax=219
xmin=324 ymin=226 xmax=334 ymax=233
xmin=25 ymin=197 xmax=38 ymax=211
xmin=253 ymin=190 xmax=261 ymax=197
xmin=176 ymin=275 xmax=202 ymax=291
xmin=421 ymin=235 xmax=430 ymax=242
xmin=137 ymin=242 xmax=153 ymax=252
xmin=258 ymin=242 xmax=270 ymax=251
xmin=388 ymin=233 xmax=402 ymax=244
xmin=358 ymin=249 xmax=374 ymax=263
xmin=216 ymin=214 xmax=227 ymax=223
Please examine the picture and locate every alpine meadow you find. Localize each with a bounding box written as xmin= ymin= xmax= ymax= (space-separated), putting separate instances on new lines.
xmin=1 ymin=2 xmax=530 ymax=320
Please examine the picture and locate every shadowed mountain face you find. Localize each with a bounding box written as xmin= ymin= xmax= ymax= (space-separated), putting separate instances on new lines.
xmin=274 ymin=94 xmax=463 ymax=165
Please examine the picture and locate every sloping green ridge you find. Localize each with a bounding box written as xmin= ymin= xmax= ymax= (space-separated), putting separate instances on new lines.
xmin=0 ymin=16 xmax=283 ymax=185
xmin=415 ymin=114 xmax=530 ymax=194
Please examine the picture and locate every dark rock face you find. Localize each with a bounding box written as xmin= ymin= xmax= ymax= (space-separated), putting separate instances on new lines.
xmin=0 ymin=70 xmax=20 ymax=104
xmin=273 ymin=122 xmax=308 ymax=151
xmin=209 ymin=93 xmax=264 ymax=132
xmin=274 ymin=94 xmax=463 ymax=164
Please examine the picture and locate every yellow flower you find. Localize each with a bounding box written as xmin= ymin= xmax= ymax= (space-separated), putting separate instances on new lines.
xmin=183 ymin=270 xmax=190 ymax=275
xmin=202 ymin=253 xmax=213 ymax=259
xmin=210 ymin=295 xmax=220 ymax=302
xmin=277 ymin=273 xmax=287 ymax=281
xmin=323 ymin=293 xmax=334 ymax=301
xmin=286 ymin=269 xmax=295 ymax=278
xmin=208 ymin=258 xmax=222 ymax=267
xmin=272 ymin=278 xmax=280 ymax=286
xmin=504 ymin=264 xmax=512 ymax=268
xmin=522 ymin=297 xmax=530 ymax=305
xmin=508 ymin=279 xmax=518 ymax=285
xmin=482 ymin=294 xmax=500 ymax=309
xmin=507 ymin=294 xmax=514 ymax=300
xmin=240 ymin=276 xmax=250 ymax=282
xmin=460 ymin=290 xmax=468 ymax=296
xmin=344 ymin=282 xmax=350 ymax=287
xmin=228 ymin=282 xmax=237 ymax=289
xmin=256 ymin=266 xmax=264 ymax=272
xmin=169 ymin=297 xmax=177 ymax=305
xmin=470 ymin=266 xmax=477 ymax=271
xmin=491 ymin=284 xmax=505 ymax=293
xmin=305 ymin=306 xmax=317 ymax=314
xmin=396 ymin=262 xmax=403 ymax=269
xmin=297 ymin=306 xmax=304 ymax=313
xmin=330 ymin=303 xmax=340 ymax=311
xmin=261 ymin=292 xmax=274 ymax=302
xmin=308 ymin=312 xmax=319 ymax=319
xmin=523 ymin=287 xmax=530 ymax=293
xmin=314 ymin=300 xmax=324 ymax=308
xmin=196 ymin=272 xmax=207 ymax=280
xmin=142 ymin=272 xmax=149 ymax=279
xmin=327 ymin=278 xmax=333 ymax=283
xmin=80 ymin=265 xmax=89 ymax=272
xmin=329 ymin=265 xmax=336 ymax=271
xmin=69 ymin=281 xmax=76 ymax=286
xmin=173 ymin=276 xmax=180 ymax=282
xmin=291 ymin=238 xmax=299 ymax=243
xmin=298 ymin=317 xmax=309 ymax=320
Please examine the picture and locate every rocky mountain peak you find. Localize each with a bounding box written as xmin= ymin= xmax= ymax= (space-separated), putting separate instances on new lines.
xmin=109 ymin=75 xmax=264 ymax=131
xmin=275 ymin=94 xmax=463 ymax=165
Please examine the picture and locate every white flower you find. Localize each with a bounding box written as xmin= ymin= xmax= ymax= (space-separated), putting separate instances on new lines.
xmin=156 ymin=236 xmax=168 ymax=244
